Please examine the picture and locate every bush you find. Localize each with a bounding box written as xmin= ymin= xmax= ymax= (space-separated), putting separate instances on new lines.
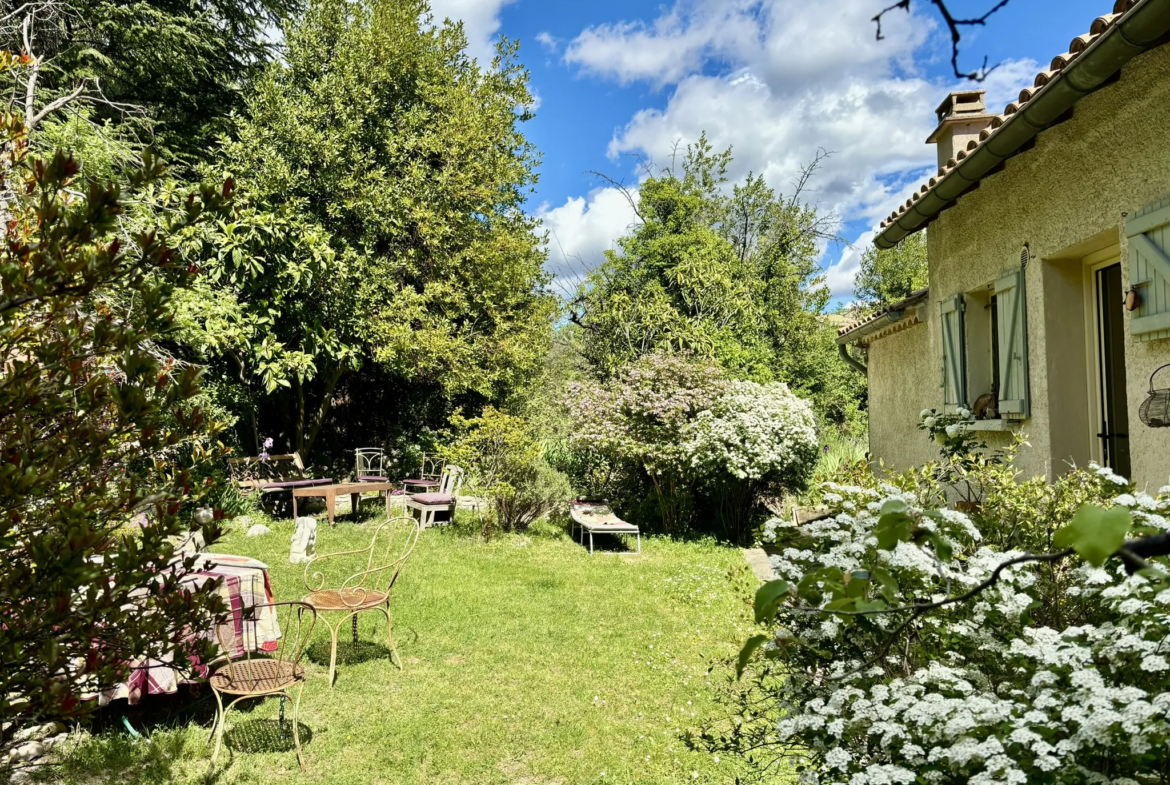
xmin=567 ymin=354 xmax=821 ymax=543
xmin=0 ymin=95 xmax=233 ymax=737
xmin=684 ymin=380 xmax=819 ymax=542
xmin=443 ymin=407 xmax=570 ymax=537
xmin=719 ymin=447 xmax=1170 ymax=784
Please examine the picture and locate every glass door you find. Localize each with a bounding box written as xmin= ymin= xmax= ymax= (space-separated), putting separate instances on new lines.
xmin=1095 ymin=263 xmax=1131 ymax=480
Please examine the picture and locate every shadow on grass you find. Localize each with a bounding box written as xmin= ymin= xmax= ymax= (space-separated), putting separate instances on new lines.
xmin=223 ymin=718 xmax=312 ymax=754
xmin=306 ymin=638 xmax=397 ymax=667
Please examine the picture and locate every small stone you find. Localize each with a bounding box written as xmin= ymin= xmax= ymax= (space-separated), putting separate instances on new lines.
xmin=246 ymin=524 xmax=272 ymax=538
xmin=10 ymin=769 xmax=33 ymax=784
xmin=12 ymin=740 xmax=44 ymax=762
xmin=42 ymin=732 xmax=68 ymax=750
xmin=12 ymin=722 xmax=63 ymax=743
xmin=193 ymin=507 xmax=215 ymax=526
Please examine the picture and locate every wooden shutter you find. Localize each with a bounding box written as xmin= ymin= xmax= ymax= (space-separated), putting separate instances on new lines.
xmin=995 ymin=269 xmax=1030 ymax=418
xmin=940 ymin=294 xmax=967 ymax=409
xmin=1128 ymin=195 xmax=1170 ymax=341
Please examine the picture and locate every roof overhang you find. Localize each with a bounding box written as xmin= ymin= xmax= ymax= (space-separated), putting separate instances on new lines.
xmin=837 ymin=288 xmax=930 ymax=345
xmin=875 ymin=0 xmax=1170 ymax=250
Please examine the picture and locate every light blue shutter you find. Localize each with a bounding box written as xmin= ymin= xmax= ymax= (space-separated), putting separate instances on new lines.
xmin=940 ymin=295 xmax=967 ymax=409
xmin=995 ymin=269 xmax=1030 ymax=418
xmin=1128 ymin=196 xmax=1170 ymax=341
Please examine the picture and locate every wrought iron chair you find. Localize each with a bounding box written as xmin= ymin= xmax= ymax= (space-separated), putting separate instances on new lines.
xmin=301 ymin=515 xmax=421 ymax=687
xmin=404 ymin=465 xmax=464 ymax=528
xmin=208 ymin=601 xmax=317 ymax=772
xmin=401 ymin=453 xmax=443 ymax=494
xmin=354 ymin=448 xmax=387 ymax=482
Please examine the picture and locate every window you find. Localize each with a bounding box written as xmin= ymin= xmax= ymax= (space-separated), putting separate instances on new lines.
xmin=939 ymin=269 xmax=1029 ymax=419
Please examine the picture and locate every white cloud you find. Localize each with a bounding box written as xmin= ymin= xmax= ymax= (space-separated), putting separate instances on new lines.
xmin=561 ymin=0 xmax=1039 ymax=296
xmin=537 ymin=187 xmax=641 ymax=295
xmin=428 ymin=0 xmax=517 ymax=63
xmin=825 ymin=230 xmax=874 ymax=299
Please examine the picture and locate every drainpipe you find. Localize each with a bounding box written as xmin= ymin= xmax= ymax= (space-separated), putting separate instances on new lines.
xmin=839 ymin=343 xmax=867 ymax=375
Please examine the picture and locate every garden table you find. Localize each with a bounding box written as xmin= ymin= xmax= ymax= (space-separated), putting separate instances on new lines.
xmin=292 ymin=480 xmax=400 ymax=527
xmin=98 ymin=554 xmax=280 ymax=706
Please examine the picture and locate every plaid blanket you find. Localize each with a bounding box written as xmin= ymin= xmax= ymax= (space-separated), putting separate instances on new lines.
xmin=98 ymin=554 xmax=281 ymax=706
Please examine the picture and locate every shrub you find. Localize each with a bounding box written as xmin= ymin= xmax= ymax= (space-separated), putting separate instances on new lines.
xmin=721 ymin=452 xmax=1170 ymax=784
xmin=684 ymin=380 xmax=819 ymax=542
xmin=0 ymin=89 xmax=233 ymax=737
xmin=566 ymin=353 xmax=728 ymax=533
xmin=443 ymin=407 xmax=570 ymax=536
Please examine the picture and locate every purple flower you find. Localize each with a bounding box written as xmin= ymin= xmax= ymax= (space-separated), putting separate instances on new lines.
xmin=260 ymin=436 xmax=273 ymax=463
xmin=824 ymin=445 xmax=831 ymax=453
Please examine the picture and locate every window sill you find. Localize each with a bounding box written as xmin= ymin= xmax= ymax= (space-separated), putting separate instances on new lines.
xmin=968 ymin=419 xmax=1014 ymax=432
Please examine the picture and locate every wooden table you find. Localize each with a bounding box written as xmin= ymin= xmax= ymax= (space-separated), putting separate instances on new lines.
xmin=293 ymin=481 xmax=399 ymax=527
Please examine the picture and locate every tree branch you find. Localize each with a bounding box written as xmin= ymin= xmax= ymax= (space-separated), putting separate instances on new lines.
xmin=873 ymin=0 xmax=1013 ymax=81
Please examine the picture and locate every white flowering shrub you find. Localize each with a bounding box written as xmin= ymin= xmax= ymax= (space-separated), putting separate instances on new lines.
xmin=684 ymin=381 xmax=819 ymax=485
xmin=714 ymin=459 xmax=1170 ymax=784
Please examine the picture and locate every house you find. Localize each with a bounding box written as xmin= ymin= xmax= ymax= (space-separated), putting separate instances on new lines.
xmin=837 ymin=0 xmax=1170 ymax=489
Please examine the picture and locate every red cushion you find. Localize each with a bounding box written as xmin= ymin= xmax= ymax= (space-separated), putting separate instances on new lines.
xmin=411 ymin=493 xmax=452 ymax=505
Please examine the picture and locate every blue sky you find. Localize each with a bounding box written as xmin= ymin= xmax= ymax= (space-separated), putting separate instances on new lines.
xmin=430 ymin=0 xmax=1109 ymax=302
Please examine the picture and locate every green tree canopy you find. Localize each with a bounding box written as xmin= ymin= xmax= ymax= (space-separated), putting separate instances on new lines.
xmin=183 ymin=0 xmax=554 ymax=458
xmin=852 ymin=231 xmax=929 ymax=307
xmin=2 ymin=0 xmax=295 ymax=166
xmin=570 ymin=138 xmax=863 ymax=429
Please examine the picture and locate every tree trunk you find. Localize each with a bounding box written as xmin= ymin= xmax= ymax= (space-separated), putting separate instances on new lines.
xmin=293 ymin=377 xmax=305 ymax=456
xmin=302 ymin=365 xmax=345 ymax=460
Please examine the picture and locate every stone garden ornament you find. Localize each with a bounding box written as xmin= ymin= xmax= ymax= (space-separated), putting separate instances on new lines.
xmin=289 ymin=516 xmax=318 ymax=564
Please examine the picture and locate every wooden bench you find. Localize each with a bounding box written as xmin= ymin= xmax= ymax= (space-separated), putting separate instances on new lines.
xmin=227 ymin=453 xmax=333 ymax=500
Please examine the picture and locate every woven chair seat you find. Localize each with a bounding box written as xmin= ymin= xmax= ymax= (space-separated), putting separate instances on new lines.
xmin=211 ymin=659 xmax=305 ymax=695
xmin=303 ymin=588 xmax=388 ymax=612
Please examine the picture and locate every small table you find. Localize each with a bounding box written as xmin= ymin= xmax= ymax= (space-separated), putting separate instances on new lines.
xmin=293 ymin=481 xmax=399 ymax=527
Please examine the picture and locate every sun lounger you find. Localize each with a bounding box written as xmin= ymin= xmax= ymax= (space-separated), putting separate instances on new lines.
xmin=569 ymin=498 xmax=641 ymax=554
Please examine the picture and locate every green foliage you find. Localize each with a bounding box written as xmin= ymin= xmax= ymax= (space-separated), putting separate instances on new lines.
xmin=7 ymin=0 xmax=296 ymax=165
xmin=0 ymin=92 xmax=232 ymax=733
xmin=442 ymin=407 xmax=570 ymax=536
xmin=1054 ymin=504 xmax=1133 ymax=567
xmin=570 ymin=137 xmax=862 ymax=431
xmin=852 ymin=231 xmax=928 ymax=307
xmin=193 ymin=0 xmax=555 ymax=460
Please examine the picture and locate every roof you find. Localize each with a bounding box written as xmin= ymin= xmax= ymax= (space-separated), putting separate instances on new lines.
xmin=836 ymin=287 xmax=930 ymax=345
xmin=875 ymin=0 xmax=1170 ymax=249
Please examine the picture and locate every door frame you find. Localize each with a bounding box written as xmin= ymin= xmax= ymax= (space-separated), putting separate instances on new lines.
xmin=1081 ymin=246 xmax=1123 ymax=468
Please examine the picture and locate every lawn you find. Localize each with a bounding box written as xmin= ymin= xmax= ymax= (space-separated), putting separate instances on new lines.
xmin=46 ymin=508 xmax=760 ymax=785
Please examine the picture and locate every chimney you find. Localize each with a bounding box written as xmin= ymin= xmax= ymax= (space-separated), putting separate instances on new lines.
xmin=926 ymin=90 xmax=995 ymax=170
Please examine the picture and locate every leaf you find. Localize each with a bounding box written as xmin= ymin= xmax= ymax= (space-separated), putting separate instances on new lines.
xmin=874 ymin=501 xmax=915 ymax=551
xmin=871 ymin=566 xmax=900 ymax=603
xmin=736 ymin=634 xmax=770 ymax=679
xmin=923 ymin=531 xmax=954 ymax=562
xmin=1054 ymin=504 xmax=1132 ymax=567
xmin=753 ymin=580 xmax=790 ymax=623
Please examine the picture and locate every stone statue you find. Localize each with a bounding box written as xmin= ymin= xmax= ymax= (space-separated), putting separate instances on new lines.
xmin=290 ymin=516 xmax=318 ymax=564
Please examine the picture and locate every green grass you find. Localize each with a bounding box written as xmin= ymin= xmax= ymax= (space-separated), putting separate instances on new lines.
xmin=48 ymin=509 xmax=760 ymax=785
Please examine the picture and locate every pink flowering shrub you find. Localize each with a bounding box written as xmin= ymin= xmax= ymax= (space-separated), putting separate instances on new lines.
xmin=566 ymin=353 xmax=819 ymax=541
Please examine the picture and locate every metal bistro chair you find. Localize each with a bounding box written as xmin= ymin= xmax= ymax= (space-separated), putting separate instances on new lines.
xmin=301 ymin=515 xmax=421 ymax=687
xmin=401 ymin=454 xmax=443 ymax=494
xmin=208 ymin=601 xmax=317 ymax=772
xmin=354 ymin=448 xmax=388 ymax=482
xmin=404 ymin=465 xmax=464 ymax=528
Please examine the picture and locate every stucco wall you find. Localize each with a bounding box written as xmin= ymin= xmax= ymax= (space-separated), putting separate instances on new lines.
xmin=866 ymin=323 xmax=939 ymax=471
xmin=874 ymin=42 xmax=1170 ymax=489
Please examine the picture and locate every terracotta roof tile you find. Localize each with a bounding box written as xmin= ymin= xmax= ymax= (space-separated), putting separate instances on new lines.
xmin=837 ymin=288 xmax=931 ymax=340
xmin=879 ymin=0 xmax=1155 ymax=241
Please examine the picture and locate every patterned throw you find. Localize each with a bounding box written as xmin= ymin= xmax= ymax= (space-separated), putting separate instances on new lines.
xmin=98 ymin=554 xmax=281 ymax=706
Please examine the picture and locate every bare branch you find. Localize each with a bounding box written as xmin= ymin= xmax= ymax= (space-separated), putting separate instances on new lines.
xmin=873 ymin=0 xmax=1013 ymax=81
xmin=586 ymin=170 xmax=645 ymax=224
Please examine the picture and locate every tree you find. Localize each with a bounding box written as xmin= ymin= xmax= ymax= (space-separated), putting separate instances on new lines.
xmin=852 ymin=232 xmax=928 ymax=307
xmin=193 ymin=0 xmax=555 ymax=460
xmin=0 ymin=65 xmax=233 ymax=737
xmin=0 ymin=0 xmax=296 ymax=167
xmin=570 ymin=138 xmax=862 ymax=431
